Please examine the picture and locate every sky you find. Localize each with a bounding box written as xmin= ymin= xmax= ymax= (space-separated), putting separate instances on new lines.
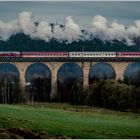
xmin=0 ymin=1 xmax=140 ymax=28
xmin=0 ymin=1 xmax=140 ymax=45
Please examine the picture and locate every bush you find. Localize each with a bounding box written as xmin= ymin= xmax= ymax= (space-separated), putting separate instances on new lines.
xmin=85 ymin=80 xmax=106 ymax=107
xmin=86 ymin=79 xmax=140 ymax=112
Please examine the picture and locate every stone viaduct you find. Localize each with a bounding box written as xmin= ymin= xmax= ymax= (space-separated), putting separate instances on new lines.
xmin=0 ymin=61 xmax=132 ymax=95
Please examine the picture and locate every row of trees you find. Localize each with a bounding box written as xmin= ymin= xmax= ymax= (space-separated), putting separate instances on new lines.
xmin=54 ymin=79 xmax=140 ymax=113
xmin=0 ymin=75 xmax=22 ymax=104
xmin=86 ymin=80 xmax=140 ymax=112
xmin=0 ymin=76 xmax=139 ymax=113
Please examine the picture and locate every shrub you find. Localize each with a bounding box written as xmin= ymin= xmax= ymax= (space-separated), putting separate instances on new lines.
xmin=85 ymin=80 xmax=106 ymax=107
xmin=86 ymin=79 xmax=140 ymax=113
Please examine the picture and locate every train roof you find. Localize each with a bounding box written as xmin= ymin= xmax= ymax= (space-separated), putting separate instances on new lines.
xmin=0 ymin=51 xmax=20 ymax=53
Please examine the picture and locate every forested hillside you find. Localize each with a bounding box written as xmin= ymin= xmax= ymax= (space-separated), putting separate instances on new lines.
xmin=0 ymin=33 xmax=140 ymax=52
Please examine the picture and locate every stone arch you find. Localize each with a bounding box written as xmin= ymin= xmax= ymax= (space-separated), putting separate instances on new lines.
xmin=25 ymin=62 xmax=52 ymax=101
xmin=124 ymin=62 xmax=140 ymax=85
xmin=89 ymin=62 xmax=116 ymax=84
xmin=57 ymin=62 xmax=83 ymax=103
xmin=0 ymin=63 xmax=20 ymax=83
xmin=0 ymin=63 xmax=20 ymax=103
xmin=25 ymin=62 xmax=51 ymax=82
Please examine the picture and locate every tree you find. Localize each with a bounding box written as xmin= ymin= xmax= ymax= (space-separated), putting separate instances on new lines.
xmin=0 ymin=74 xmax=23 ymax=104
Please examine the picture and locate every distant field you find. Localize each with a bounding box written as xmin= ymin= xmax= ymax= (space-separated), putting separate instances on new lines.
xmin=0 ymin=103 xmax=140 ymax=139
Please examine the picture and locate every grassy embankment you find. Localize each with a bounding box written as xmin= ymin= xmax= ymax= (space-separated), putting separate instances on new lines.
xmin=0 ymin=103 xmax=140 ymax=138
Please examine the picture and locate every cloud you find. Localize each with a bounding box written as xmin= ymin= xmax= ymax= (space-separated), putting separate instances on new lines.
xmin=19 ymin=11 xmax=36 ymax=35
xmin=0 ymin=20 xmax=19 ymax=41
xmin=52 ymin=16 xmax=82 ymax=42
xmin=33 ymin=21 xmax=52 ymax=41
xmin=0 ymin=11 xmax=140 ymax=45
xmin=90 ymin=15 xmax=139 ymax=45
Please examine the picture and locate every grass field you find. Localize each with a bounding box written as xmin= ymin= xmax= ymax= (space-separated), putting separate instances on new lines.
xmin=0 ymin=103 xmax=140 ymax=138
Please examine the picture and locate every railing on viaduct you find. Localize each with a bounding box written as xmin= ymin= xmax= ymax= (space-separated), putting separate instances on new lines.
xmin=1 ymin=57 xmax=140 ymax=62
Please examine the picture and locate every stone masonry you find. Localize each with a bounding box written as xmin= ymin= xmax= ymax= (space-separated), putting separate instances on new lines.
xmin=0 ymin=61 xmax=132 ymax=95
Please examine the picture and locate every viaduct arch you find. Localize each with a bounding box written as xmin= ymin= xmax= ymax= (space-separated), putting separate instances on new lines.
xmin=0 ymin=63 xmax=20 ymax=83
xmin=0 ymin=61 xmax=135 ymax=95
xmin=89 ymin=62 xmax=116 ymax=83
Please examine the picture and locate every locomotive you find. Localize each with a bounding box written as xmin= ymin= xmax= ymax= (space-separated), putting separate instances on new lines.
xmin=0 ymin=51 xmax=140 ymax=58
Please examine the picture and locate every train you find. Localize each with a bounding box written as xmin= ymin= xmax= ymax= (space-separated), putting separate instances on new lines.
xmin=0 ymin=51 xmax=140 ymax=58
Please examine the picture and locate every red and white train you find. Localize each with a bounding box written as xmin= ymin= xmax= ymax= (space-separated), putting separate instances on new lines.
xmin=0 ymin=51 xmax=140 ymax=58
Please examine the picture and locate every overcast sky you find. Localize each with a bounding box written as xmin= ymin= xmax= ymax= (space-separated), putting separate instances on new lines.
xmin=0 ymin=1 xmax=140 ymax=28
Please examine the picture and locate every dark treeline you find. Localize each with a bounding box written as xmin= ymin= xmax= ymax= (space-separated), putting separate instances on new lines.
xmin=0 ymin=33 xmax=140 ymax=52
xmin=0 ymin=76 xmax=140 ymax=113
xmin=56 ymin=79 xmax=140 ymax=113
xmin=26 ymin=77 xmax=51 ymax=104
xmin=57 ymin=77 xmax=84 ymax=105
xmin=0 ymin=75 xmax=22 ymax=104
xmin=86 ymin=80 xmax=140 ymax=112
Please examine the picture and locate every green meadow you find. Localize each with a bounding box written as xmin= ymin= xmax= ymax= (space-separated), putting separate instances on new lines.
xmin=0 ymin=104 xmax=140 ymax=139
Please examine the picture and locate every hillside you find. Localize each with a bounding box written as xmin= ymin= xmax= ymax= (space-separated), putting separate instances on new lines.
xmin=0 ymin=33 xmax=140 ymax=52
